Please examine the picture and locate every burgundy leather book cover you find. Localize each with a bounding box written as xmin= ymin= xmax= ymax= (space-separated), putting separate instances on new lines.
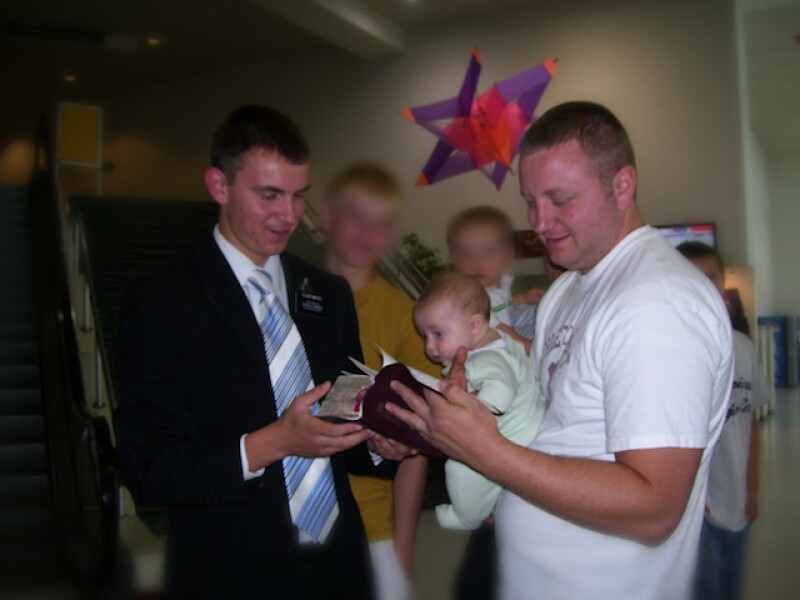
xmin=361 ymin=363 xmax=443 ymax=457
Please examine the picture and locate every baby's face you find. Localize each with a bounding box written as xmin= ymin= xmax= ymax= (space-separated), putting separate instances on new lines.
xmin=414 ymin=301 xmax=475 ymax=366
xmin=449 ymin=223 xmax=515 ymax=288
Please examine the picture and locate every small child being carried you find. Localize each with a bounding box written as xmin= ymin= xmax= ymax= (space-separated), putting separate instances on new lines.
xmin=414 ymin=272 xmax=545 ymax=530
xmin=447 ymin=206 xmax=545 ymax=353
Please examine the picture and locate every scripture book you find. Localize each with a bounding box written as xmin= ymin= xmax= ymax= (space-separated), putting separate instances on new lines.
xmin=320 ymin=352 xmax=443 ymax=456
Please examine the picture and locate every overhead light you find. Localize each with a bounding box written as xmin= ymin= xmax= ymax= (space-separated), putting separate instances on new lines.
xmin=64 ymin=74 xmax=77 ymax=83
xmin=146 ymin=37 xmax=161 ymax=46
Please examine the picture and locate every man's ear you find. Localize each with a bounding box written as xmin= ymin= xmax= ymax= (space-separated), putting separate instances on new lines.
xmin=612 ymin=165 xmax=637 ymax=210
xmin=204 ymin=167 xmax=229 ymax=207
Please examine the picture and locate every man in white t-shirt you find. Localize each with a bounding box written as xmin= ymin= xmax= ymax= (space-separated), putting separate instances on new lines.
xmin=677 ymin=241 xmax=767 ymax=600
xmin=388 ymin=101 xmax=733 ymax=599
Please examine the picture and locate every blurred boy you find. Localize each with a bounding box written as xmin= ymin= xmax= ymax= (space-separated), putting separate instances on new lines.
xmin=677 ymin=242 xmax=767 ymax=600
xmin=321 ymin=164 xmax=438 ymax=600
xmin=447 ymin=206 xmax=542 ymax=352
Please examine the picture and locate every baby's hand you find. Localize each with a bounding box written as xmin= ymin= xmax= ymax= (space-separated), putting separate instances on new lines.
xmin=520 ymin=287 xmax=545 ymax=305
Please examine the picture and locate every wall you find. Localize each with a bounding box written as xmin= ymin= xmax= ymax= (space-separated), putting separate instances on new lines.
xmin=742 ymin=129 xmax=776 ymax=314
xmin=101 ymin=0 xmax=746 ymax=269
xmin=768 ymin=152 xmax=800 ymax=315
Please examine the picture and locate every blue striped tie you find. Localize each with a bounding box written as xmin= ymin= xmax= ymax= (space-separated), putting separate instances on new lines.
xmin=248 ymin=269 xmax=339 ymax=542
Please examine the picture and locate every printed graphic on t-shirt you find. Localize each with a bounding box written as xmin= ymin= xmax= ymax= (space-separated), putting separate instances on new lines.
xmin=541 ymin=324 xmax=573 ymax=409
xmin=726 ymin=377 xmax=754 ymax=422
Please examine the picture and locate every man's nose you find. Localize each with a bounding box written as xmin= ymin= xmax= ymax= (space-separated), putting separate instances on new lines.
xmin=530 ymin=201 xmax=553 ymax=234
xmin=275 ymin=195 xmax=299 ymax=222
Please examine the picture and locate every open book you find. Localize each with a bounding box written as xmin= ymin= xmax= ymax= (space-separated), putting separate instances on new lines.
xmin=320 ymin=351 xmax=443 ymax=456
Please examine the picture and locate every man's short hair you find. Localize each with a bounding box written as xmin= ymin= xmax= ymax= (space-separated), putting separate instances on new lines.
xmin=325 ymin=163 xmax=402 ymax=204
xmin=415 ymin=271 xmax=491 ymax=320
xmin=676 ymin=241 xmax=724 ymax=272
xmin=520 ymin=101 xmax=635 ymax=192
xmin=446 ymin=205 xmax=514 ymax=248
xmin=210 ymin=105 xmax=309 ymax=181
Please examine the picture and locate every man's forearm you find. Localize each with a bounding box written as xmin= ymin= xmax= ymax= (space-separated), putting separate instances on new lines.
xmin=474 ymin=435 xmax=700 ymax=544
xmin=393 ymin=455 xmax=428 ymax=572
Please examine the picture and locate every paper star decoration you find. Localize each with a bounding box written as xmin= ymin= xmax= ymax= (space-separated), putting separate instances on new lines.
xmin=401 ymin=49 xmax=557 ymax=190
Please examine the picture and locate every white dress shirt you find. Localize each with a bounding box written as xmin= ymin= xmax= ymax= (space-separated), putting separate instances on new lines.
xmin=213 ymin=225 xmax=290 ymax=481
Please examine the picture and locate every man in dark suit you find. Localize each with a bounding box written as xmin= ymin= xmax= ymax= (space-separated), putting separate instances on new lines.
xmin=115 ymin=106 xmax=385 ymax=598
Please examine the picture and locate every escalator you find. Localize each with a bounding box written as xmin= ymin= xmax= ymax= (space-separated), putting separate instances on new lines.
xmin=0 ymin=120 xmax=126 ymax=595
xmin=0 ymin=184 xmax=61 ymax=588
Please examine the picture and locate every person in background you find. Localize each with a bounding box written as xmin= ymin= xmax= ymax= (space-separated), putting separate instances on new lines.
xmin=447 ymin=206 xmax=542 ymax=353
xmin=510 ymin=248 xmax=566 ymax=342
xmin=414 ymin=271 xmax=543 ymax=531
xmin=389 ymin=101 xmax=733 ymax=600
xmin=320 ymin=163 xmax=438 ymax=600
xmin=677 ymin=242 xmax=767 ymax=600
xmin=114 ymin=106 xmax=378 ymax=598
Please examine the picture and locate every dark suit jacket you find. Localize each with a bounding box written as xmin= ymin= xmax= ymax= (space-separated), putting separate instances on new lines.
xmin=114 ymin=237 xmax=382 ymax=599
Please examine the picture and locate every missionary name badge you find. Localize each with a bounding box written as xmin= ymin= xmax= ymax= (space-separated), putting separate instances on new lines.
xmin=295 ymin=278 xmax=327 ymax=318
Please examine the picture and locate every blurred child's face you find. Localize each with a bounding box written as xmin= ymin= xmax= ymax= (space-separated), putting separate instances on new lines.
xmin=688 ymin=255 xmax=725 ymax=297
xmin=322 ymin=186 xmax=400 ymax=269
xmin=449 ymin=223 xmax=514 ymax=288
xmin=414 ymin=301 xmax=480 ymax=366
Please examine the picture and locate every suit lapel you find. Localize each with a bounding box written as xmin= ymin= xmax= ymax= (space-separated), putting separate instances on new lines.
xmin=195 ymin=238 xmax=270 ymax=377
xmin=281 ymin=254 xmax=326 ymax=385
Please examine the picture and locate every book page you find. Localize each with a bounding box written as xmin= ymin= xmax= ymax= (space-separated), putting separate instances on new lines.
xmin=319 ymin=375 xmax=372 ymax=421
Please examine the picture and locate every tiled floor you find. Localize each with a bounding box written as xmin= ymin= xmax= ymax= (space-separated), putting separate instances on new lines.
xmin=744 ymin=387 xmax=800 ymax=600
xmin=414 ymin=387 xmax=800 ymax=600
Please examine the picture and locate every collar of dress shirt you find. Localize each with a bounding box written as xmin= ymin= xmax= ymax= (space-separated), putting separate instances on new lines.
xmin=213 ymin=225 xmax=288 ymax=310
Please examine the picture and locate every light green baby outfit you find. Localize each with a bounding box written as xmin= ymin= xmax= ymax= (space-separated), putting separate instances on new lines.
xmin=436 ymin=330 xmax=544 ymax=530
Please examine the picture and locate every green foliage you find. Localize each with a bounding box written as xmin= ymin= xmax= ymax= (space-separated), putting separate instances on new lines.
xmin=401 ymin=233 xmax=449 ymax=279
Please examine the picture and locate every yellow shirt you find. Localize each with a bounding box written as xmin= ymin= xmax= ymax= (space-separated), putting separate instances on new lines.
xmin=348 ymin=276 xmax=440 ymax=542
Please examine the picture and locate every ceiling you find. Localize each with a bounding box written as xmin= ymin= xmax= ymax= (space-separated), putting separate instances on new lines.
xmin=744 ymin=0 xmax=800 ymax=154
xmin=1 ymin=0 xmax=798 ymax=156
xmin=0 ymin=0 xmax=543 ymax=108
xmin=359 ymin=0 xmax=541 ymax=27
xmin=0 ymin=0 xmax=319 ymax=127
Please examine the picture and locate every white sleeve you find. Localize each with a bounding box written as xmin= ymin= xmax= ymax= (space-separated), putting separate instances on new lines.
xmin=597 ymin=301 xmax=729 ymax=454
xmin=240 ymin=434 xmax=266 ymax=480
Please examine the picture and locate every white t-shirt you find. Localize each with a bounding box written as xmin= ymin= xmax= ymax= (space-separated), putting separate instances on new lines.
xmin=495 ymin=226 xmax=733 ymax=600
xmin=706 ymin=330 xmax=768 ymax=532
xmin=487 ymin=273 xmax=514 ymax=328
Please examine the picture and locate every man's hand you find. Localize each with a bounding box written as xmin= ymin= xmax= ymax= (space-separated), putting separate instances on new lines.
xmin=387 ymin=377 xmax=500 ymax=466
xmin=513 ymin=287 xmax=545 ymax=306
xmin=368 ymin=433 xmax=417 ymax=461
xmin=745 ymin=490 xmax=759 ymax=522
xmin=245 ymin=382 xmax=372 ymax=471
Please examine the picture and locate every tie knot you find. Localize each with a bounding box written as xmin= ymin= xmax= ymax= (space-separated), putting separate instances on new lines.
xmin=247 ymin=269 xmax=274 ymax=302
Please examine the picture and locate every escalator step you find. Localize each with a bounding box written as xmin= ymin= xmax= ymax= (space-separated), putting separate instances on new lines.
xmin=0 ymin=415 xmax=45 ymax=443
xmin=0 ymin=443 xmax=47 ymax=473
xmin=0 ymin=389 xmax=43 ymax=415
xmin=0 ymin=474 xmax=49 ymax=506
xmin=0 ymin=540 xmax=63 ymax=587
xmin=0 ymin=303 xmax=35 ymax=322
xmin=0 ymin=343 xmax=39 ymax=366
xmin=0 ymin=507 xmax=52 ymax=540
xmin=0 ymin=323 xmax=37 ymax=343
xmin=0 ymin=365 xmax=40 ymax=388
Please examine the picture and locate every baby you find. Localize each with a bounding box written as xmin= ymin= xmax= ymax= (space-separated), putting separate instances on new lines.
xmin=447 ymin=206 xmax=543 ymax=351
xmin=414 ymin=271 xmax=544 ymax=530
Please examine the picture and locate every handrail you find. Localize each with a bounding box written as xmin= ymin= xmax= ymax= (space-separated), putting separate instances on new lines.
xmin=30 ymin=116 xmax=120 ymax=588
xmin=69 ymin=212 xmax=119 ymax=412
